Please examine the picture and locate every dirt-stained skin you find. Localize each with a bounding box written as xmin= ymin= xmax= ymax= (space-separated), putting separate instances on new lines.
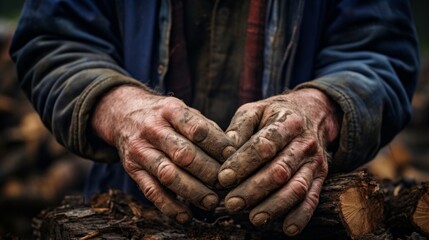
xmin=219 ymin=88 xmax=341 ymax=236
xmin=92 ymin=85 xmax=341 ymax=236
xmin=91 ymin=85 xmax=236 ymax=224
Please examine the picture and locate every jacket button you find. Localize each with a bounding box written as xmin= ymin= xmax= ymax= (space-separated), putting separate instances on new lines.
xmin=157 ymin=64 xmax=165 ymax=75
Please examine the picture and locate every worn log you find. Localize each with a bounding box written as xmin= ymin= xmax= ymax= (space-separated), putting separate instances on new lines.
xmin=33 ymin=170 xmax=385 ymax=239
xmin=296 ymin=170 xmax=384 ymax=239
xmin=385 ymin=181 xmax=429 ymax=237
xmin=33 ymin=190 xmax=255 ymax=240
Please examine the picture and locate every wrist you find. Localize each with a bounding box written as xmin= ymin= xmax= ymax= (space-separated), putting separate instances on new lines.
xmin=287 ymin=88 xmax=342 ymax=146
xmin=320 ymin=92 xmax=342 ymax=149
xmin=90 ymin=85 xmax=155 ymax=146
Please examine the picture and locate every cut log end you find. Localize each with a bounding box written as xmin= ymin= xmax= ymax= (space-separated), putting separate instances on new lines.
xmin=340 ymin=187 xmax=384 ymax=237
xmin=385 ymin=181 xmax=429 ymax=238
xmin=412 ymin=192 xmax=429 ymax=235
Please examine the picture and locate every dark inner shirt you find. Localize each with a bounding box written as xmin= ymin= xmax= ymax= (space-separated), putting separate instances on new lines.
xmin=183 ymin=0 xmax=250 ymax=130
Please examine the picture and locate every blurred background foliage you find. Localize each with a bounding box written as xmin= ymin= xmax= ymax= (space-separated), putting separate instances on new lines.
xmin=411 ymin=0 xmax=429 ymax=54
xmin=0 ymin=0 xmax=24 ymax=20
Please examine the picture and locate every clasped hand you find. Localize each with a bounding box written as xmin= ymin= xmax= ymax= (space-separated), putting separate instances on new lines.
xmin=92 ymin=86 xmax=340 ymax=236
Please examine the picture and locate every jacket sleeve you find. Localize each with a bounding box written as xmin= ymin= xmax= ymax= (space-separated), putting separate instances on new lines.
xmin=10 ymin=0 xmax=150 ymax=162
xmin=296 ymin=0 xmax=419 ymax=172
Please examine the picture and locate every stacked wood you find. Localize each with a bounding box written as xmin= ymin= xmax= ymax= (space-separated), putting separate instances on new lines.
xmin=0 ymin=32 xmax=92 ymax=238
xmin=32 ymin=190 xmax=253 ymax=240
xmin=297 ymin=170 xmax=385 ymax=240
xmin=32 ymin=171 xmax=429 ymax=239
xmin=384 ymin=181 xmax=429 ymax=237
xmin=33 ymin=170 xmax=387 ymax=240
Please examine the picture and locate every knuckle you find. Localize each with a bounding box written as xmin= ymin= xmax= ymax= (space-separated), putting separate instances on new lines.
xmin=173 ymin=143 xmax=196 ymax=167
xmin=157 ymin=163 xmax=176 ymax=186
xmin=290 ymin=177 xmax=309 ymax=201
xmin=319 ymin=159 xmax=329 ymax=176
xmin=312 ymin=154 xmax=329 ymax=175
xmin=129 ymin=137 xmax=154 ymax=154
xmin=189 ymin=119 xmax=208 ymax=142
xmin=312 ymin=154 xmax=324 ymax=166
xmin=233 ymin=103 xmax=260 ymax=121
xmin=248 ymin=109 xmax=262 ymax=122
xmin=123 ymin=158 xmax=138 ymax=173
xmin=305 ymin=191 xmax=320 ymax=210
xmin=161 ymin=97 xmax=186 ymax=114
xmin=302 ymin=138 xmax=318 ymax=156
xmin=287 ymin=113 xmax=305 ymax=133
xmin=238 ymin=102 xmax=254 ymax=111
xmin=271 ymin=160 xmax=292 ymax=185
xmin=128 ymin=139 xmax=143 ymax=155
xmin=142 ymin=184 xmax=159 ymax=202
xmin=142 ymin=118 xmax=164 ymax=136
xmin=163 ymin=96 xmax=185 ymax=108
xmin=254 ymin=136 xmax=277 ymax=160
xmin=124 ymin=140 xmax=147 ymax=171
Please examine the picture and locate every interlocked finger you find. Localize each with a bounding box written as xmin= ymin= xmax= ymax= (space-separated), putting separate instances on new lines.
xmin=163 ymin=101 xmax=235 ymax=162
xmin=282 ymin=177 xmax=325 ymax=236
xmin=224 ymin=138 xmax=318 ymax=212
xmin=249 ymin=163 xmax=316 ymax=227
xmin=225 ymin=104 xmax=263 ymax=148
xmin=130 ymin=169 xmax=192 ymax=224
xmin=126 ymin=140 xmax=219 ymax=211
xmin=219 ymin=114 xmax=304 ymax=188
xmin=145 ymin=127 xmax=221 ymax=186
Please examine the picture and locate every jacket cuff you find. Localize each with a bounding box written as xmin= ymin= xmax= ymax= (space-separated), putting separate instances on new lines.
xmin=70 ymin=69 xmax=152 ymax=163
xmin=295 ymin=71 xmax=380 ymax=173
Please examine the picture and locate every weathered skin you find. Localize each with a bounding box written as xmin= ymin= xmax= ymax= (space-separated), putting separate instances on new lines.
xmin=91 ymin=85 xmax=236 ymax=224
xmin=219 ymin=88 xmax=341 ymax=236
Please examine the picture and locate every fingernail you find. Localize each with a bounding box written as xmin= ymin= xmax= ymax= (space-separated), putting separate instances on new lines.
xmin=218 ymin=169 xmax=237 ymax=187
xmin=251 ymin=212 xmax=271 ymax=226
xmin=284 ymin=224 xmax=300 ymax=236
xmin=225 ymin=197 xmax=245 ymax=212
xmin=201 ymin=194 xmax=219 ymax=210
xmin=222 ymin=146 xmax=236 ymax=160
xmin=175 ymin=212 xmax=191 ymax=224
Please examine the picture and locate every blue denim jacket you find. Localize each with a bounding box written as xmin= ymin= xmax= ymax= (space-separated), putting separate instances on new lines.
xmin=10 ymin=0 xmax=419 ymax=200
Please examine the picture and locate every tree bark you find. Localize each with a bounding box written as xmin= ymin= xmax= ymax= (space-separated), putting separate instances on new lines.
xmin=385 ymin=181 xmax=429 ymax=237
xmin=33 ymin=170 xmax=385 ymax=240
xmin=296 ymin=170 xmax=384 ymax=239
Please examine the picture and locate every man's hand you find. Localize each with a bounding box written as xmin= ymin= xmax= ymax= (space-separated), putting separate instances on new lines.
xmin=218 ymin=88 xmax=341 ymax=236
xmin=91 ymin=85 xmax=235 ymax=224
